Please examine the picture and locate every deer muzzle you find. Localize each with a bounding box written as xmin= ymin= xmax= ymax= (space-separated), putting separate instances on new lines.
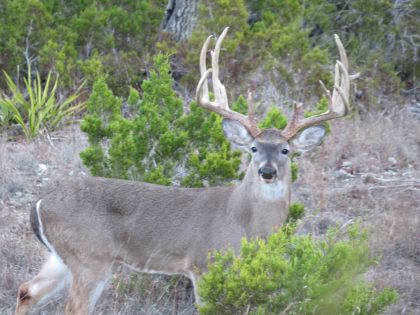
xmin=258 ymin=166 xmax=277 ymax=181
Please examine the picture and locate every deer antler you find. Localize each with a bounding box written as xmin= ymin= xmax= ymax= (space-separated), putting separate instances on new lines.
xmin=281 ymin=34 xmax=360 ymax=140
xmin=196 ymin=27 xmax=261 ymax=137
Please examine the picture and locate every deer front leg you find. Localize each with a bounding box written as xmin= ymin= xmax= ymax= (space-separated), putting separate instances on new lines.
xmin=15 ymin=253 xmax=71 ymax=315
xmin=64 ymin=262 xmax=111 ymax=315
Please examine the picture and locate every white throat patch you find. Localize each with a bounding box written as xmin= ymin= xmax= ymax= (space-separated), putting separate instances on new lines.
xmin=260 ymin=181 xmax=285 ymax=201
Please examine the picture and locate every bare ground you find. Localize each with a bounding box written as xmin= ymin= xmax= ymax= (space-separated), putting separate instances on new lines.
xmin=0 ymin=107 xmax=419 ymax=314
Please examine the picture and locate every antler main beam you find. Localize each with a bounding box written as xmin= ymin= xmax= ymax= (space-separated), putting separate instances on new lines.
xmin=196 ymin=27 xmax=261 ymax=137
xmin=281 ymin=35 xmax=359 ymax=140
xmin=196 ymin=30 xmax=358 ymax=140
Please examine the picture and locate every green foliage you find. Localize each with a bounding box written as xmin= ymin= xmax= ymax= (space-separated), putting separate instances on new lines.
xmin=259 ymin=106 xmax=287 ymax=130
xmin=291 ymin=161 xmax=299 ymax=182
xmin=304 ymin=96 xmax=328 ymax=118
xmin=325 ymin=0 xmax=417 ymax=99
xmin=343 ymin=284 xmax=397 ymax=315
xmin=251 ymin=0 xmax=416 ymax=99
xmin=0 ymin=0 xmax=54 ymax=82
xmin=178 ymin=0 xmax=250 ymax=85
xmin=77 ymin=52 xmax=106 ymax=86
xmin=190 ymin=0 xmax=249 ymax=48
xmin=245 ymin=0 xmax=333 ymax=97
xmin=0 ymin=64 xmax=85 ymax=138
xmin=231 ymin=95 xmax=249 ymax=115
xmin=198 ymin=225 xmax=397 ymax=315
xmin=1 ymin=0 xmax=414 ymax=112
xmin=178 ymin=0 xmax=415 ymax=104
xmin=0 ymin=0 xmax=165 ymax=93
xmin=178 ymin=0 xmax=334 ymax=99
xmin=80 ymin=55 xmax=241 ymax=187
xmin=304 ymin=96 xmax=331 ymax=134
xmin=288 ymin=202 xmax=304 ymax=222
xmin=0 ymin=0 xmax=415 ymax=108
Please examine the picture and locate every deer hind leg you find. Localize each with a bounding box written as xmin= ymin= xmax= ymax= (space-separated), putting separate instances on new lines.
xmin=15 ymin=253 xmax=71 ymax=315
xmin=188 ymin=271 xmax=202 ymax=306
xmin=64 ymin=263 xmax=111 ymax=315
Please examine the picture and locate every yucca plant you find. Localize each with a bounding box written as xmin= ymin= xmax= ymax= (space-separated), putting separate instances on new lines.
xmin=0 ymin=97 xmax=10 ymax=125
xmin=0 ymin=65 xmax=85 ymax=139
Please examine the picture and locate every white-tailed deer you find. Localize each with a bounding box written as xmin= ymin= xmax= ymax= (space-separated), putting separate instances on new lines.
xmin=15 ymin=28 xmax=357 ymax=315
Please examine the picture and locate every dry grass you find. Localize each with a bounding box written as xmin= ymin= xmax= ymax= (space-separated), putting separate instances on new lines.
xmin=0 ymin=125 xmax=88 ymax=314
xmin=0 ymin=108 xmax=419 ymax=314
xmin=295 ymin=108 xmax=420 ymax=314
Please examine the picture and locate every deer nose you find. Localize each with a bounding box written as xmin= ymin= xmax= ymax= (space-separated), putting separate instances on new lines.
xmin=258 ymin=166 xmax=277 ymax=180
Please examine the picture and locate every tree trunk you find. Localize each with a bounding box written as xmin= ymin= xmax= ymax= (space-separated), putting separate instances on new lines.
xmin=162 ymin=0 xmax=198 ymax=41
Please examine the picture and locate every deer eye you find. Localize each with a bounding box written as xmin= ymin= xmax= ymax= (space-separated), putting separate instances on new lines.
xmin=281 ymin=148 xmax=289 ymax=155
xmin=251 ymin=146 xmax=258 ymax=153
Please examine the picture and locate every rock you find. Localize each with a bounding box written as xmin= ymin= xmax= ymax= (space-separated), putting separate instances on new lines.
xmin=37 ymin=164 xmax=48 ymax=175
xmin=339 ymin=161 xmax=355 ymax=175
xmin=318 ymin=217 xmax=335 ymax=233
xmin=362 ymin=173 xmax=377 ymax=184
xmin=384 ymin=170 xmax=397 ymax=176
xmin=388 ymin=157 xmax=397 ymax=165
xmin=335 ymin=169 xmax=355 ymax=179
xmin=342 ymin=161 xmax=352 ymax=167
xmin=407 ymin=102 xmax=420 ymax=117
xmin=38 ymin=164 xmax=48 ymax=171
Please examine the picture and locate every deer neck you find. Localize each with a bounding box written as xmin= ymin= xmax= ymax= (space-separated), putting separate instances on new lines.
xmin=228 ymin=162 xmax=291 ymax=238
xmin=241 ymin=161 xmax=291 ymax=201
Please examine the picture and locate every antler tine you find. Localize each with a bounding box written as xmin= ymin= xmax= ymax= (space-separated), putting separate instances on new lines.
xmin=212 ymin=27 xmax=229 ymax=109
xmin=247 ymin=89 xmax=260 ymax=134
xmin=281 ymin=34 xmax=358 ymax=140
xmin=196 ymin=27 xmax=261 ymax=137
xmin=198 ymin=35 xmax=213 ymax=102
xmin=334 ymin=34 xmax=348 ymax=70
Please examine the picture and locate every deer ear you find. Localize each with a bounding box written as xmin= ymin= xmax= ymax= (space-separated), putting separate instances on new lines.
xmin=222 ymin=118 xmax=254 ymax=148
xmin=290 ymin=125 xmax=326 ymax=153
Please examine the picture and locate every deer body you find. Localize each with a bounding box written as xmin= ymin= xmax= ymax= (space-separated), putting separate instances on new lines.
xmin=16 ymin=28 xmax=357 ymax=314
xmin=36 ymin=155 xmax=290 ymax=276
xmin=17 ymin=130 xmax=293 ymax=315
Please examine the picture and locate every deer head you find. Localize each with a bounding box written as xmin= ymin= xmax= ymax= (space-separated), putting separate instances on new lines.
xmin=196 ymin=27 xmax=358 ymax=187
